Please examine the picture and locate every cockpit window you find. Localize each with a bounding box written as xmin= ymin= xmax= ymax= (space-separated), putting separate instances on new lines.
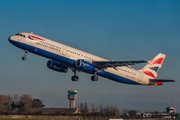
xmin=15 ymin=33 xmax=20 ymax=36
xmin=15 ymin=33 xmax=25 ymax=37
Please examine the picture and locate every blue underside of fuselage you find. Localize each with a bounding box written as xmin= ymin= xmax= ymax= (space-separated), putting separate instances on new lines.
xmin=9 ymin=40 xmax=141 ymax=85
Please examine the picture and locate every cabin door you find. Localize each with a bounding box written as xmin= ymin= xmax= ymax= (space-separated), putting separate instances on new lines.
xmin=139 ymin=72 xmax=143 ymax=82
xmin=62 ymin=45 xmax=67 ymax=55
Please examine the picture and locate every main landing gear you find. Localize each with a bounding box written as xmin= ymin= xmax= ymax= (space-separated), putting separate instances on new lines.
xmin=71 ymin=75 xmax=98 ymax=81
xmin=22 ymin=50 xmax=28 ymax=60
xmin=91 ymin=75 xmax=98 ymax=81
xmin=91 ymin=72 xmax=98 ymax=81
xmin=71 ymin=69 xmax=79 ymax=81
xmin=71 ymin=69 xmax=98 ymax=81
xmin=71 ymin=75 xmax=79 ymax=81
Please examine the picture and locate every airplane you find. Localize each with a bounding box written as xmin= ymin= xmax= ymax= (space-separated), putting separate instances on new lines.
xmin=9 ymin=32 xmax=175 ymax=86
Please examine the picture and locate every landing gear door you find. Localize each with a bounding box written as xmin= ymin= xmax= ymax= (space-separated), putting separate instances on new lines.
xmin=139 ymin=72 xmax=143 ymax=82
xmin=62 ymin=45 xmax=67 ymax=56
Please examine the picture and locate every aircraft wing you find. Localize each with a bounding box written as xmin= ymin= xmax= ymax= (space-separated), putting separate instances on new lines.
xmin=149 ymin=79 xmax=176 ymax=82
xmin=92 ymin=60 xmax=147 ymax=69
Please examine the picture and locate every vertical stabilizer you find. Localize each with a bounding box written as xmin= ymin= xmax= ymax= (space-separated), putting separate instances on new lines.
xmin=141 ymin=53 xmax=166 ymax=79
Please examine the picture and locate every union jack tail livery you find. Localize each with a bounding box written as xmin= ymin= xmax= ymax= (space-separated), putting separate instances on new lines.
xmin=140 ymin=53 xmax=175 ymax=85
xmin=141 ymin=53 xmax=165 ymax=79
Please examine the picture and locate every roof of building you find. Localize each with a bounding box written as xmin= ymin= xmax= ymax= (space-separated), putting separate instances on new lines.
xmin=31 ymin=108 xmax=79 ymax=114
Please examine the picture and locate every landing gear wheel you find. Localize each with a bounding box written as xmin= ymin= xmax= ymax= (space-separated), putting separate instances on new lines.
xmin=71 ymin=75 xmax=79 ymax=81
xmin=22 ymin=50 xmax=28 ymax=61
xmin=91 ymin=76 xmax=98 ymax=81
xmin=22 ymin=57 xmax=27 ymax=60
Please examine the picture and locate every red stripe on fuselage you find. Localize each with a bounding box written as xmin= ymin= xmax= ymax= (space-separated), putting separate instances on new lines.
xmin=28 ymin=35 xmax=45 ymax=41
xmin=148 ymin=58 xmax=164 ymax=65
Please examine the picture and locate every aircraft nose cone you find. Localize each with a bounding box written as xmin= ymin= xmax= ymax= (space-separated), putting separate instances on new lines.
xmin=8 ymin=36 xmax=12 ymax=43
xmin=8 ymin=36 xmax=16 ymax=44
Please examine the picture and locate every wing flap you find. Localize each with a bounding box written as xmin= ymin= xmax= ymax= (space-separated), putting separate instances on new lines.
xmin=92 ymin=60 xmax=147 ymax=69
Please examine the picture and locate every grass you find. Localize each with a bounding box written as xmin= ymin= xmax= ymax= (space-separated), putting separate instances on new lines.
xmin=0 ymin=118 xmax=75 ymax=120
xmin=0 ymin=119 xmax=42 ymax=120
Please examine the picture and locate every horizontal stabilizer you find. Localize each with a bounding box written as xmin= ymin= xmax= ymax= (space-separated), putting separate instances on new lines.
xmin=149 ymin=79 xmax=176 ymax=82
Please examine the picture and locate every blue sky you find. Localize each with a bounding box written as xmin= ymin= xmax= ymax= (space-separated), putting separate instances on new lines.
xmin=0 ymin=0 xmax=180 ymax=112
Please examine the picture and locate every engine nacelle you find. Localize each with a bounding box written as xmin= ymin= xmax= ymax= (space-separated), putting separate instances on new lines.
xmin=47 ymin=60 xmax=68 ymax=73
xmin=75 ymin=59 xmax=95 ymax=72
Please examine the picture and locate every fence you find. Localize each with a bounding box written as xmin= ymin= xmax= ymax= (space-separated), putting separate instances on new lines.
xmin=0 ymin=115 xmax=79 ymax=119
xmin=80 ymin=118 xmax=175 ymax=120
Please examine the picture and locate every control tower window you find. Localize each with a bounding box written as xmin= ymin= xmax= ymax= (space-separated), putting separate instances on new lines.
xmin=69 ymin=92 xmax=77 ymax=96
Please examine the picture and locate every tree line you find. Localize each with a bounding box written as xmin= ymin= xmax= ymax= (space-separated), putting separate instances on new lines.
xmin=77 ymin=102 xmax=161 ymax=118
xmin=78 ymin=102 xmax=121 ymax=118
xmin=0 ymin=94 xmax=163 ymax=117
xmin=0 ymin=94 xmax=44 ymax=115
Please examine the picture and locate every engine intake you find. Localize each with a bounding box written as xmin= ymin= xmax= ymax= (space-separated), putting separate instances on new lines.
xmin=47 ymin=60 xmax=68 ymax=73
xmin=75 ymin=59 xmax=95 ymax=72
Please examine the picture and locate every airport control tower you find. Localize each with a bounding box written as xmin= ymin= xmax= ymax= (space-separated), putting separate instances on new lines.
xmin=68 ymin=90 xmax=77 ymax=108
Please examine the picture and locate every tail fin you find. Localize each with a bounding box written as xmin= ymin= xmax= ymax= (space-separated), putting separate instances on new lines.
xmin=141 ymin=53 xmax=166 ymax=79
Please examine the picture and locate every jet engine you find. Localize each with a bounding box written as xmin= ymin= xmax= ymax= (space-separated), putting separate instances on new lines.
xmin=47 ymin=60 xmax=68 ymax=73
xmin=75 ymin=59 xmax=95 ymax=72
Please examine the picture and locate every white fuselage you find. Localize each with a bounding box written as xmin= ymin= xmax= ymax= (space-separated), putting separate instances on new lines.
xmin=9 ymin=32 xmax=152 ymax=85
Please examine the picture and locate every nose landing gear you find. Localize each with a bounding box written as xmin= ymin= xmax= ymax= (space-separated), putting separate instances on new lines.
xmin=22 ymin=50 xmax=28 ymax=60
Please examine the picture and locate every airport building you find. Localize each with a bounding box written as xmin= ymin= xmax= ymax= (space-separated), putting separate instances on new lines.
xmin=166 ymin=107 xmax=174 ymax=113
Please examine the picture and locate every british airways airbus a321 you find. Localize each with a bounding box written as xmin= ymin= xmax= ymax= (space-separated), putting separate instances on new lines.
xmin=9 ymin=32 xmax=175 ymax=86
